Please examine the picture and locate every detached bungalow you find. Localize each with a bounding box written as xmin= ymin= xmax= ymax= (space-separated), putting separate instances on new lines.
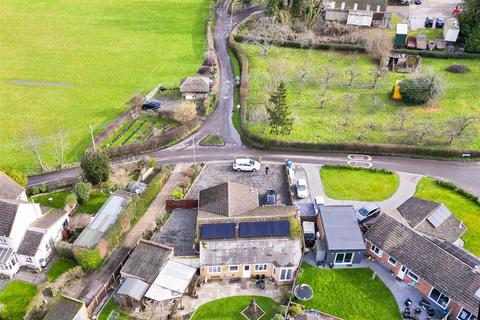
xmin=365 ymin=215 xmax=480 ymax=320
xmin=179 ymin=76 xmax=210 ymax=100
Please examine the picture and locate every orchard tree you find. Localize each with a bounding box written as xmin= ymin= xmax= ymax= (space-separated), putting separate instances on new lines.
xmin=266 ymin=81 xmax=293 ymax=135
xmin=81 ymin=151 xmax=110 ymax=184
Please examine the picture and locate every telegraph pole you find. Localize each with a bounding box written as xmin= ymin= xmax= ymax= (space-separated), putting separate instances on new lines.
xmin=192 ymin=135 xmax=196 ymax=165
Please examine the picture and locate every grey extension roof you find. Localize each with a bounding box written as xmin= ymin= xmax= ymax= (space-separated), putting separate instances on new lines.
xmin=198 ymin=205 xmax=293 ymax=224
xmin=121 ymin=240 xmax=172 ymax=283
xmin=319 ymin=206 xmax=365 ymax=251
xmin=117 ymin=277 xmax=150 ymax=301
xmin=200 ymin=238 xmax=302 ymax=267
xmin=0 ymin=171 xmax=24 ymax=200
xmin=17 ymin=230 xmax=45 ymax=257
xmin=0 ymin=199 xmax=21 ymax=237
xmin=397 ymin=197 xmax=441 ymax=228
xmin=31 ymin=207 xmax=68 ymax=230
xmin=43 ymin=296 xmax=85 ymax=320
xmin=73 ymin=192 xmax=131 ymax=249
xmin=198 ymin=182 xmax=259 ymax=218
xmin=179 ymin=76 xmax=209 ymax=93
xmin=365 ymin=215 xmax=480 ymax=316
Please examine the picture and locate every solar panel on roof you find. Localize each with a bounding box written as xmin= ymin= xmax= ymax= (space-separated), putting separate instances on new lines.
xmin=431 ymin=238 xmax=480 ymax=268
xmin=239 ymin=221 xmax=290 ymax=238
xmin=427 ymin=205 xmax=451 ymax=228
xmin=200 ymin=223 xmax=236 ymax=240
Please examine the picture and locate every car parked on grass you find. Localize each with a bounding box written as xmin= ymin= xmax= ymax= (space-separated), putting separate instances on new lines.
xmin=141 ymin=99 xmax=162 ymax=111
xmin=356 ymin=204 xmax=381 ymax=223
xmin=425 ymin=17 xmax=434 ymax=28
xmin=314 ymin=196 xmax=325 ymax=214
xmin=265 ymin=190 xmax=276 ymax=205
xmin=436 ymin=17 xmax=445 ymax=28
xmin=232 ymin=158 xmax=261 ymax=172
xmin=296 ymin=179 xmax=309 ymax=199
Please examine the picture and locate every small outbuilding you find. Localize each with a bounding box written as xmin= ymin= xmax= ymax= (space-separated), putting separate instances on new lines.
xmin=43 ymin=296 xmax=88 ymax=320
xmin=395 ymin=23 xmax=408 ymax=48
xmin=315 ymin=206 xmax=365 ymax=267
xmin=180 ymin=76 xmax=210 ymax=100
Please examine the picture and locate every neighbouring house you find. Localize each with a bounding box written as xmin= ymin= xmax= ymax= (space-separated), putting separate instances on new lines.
xmin=397 ymin=197 xmax=466 ymax=243
xmin=179 ymin=76 xmax=210 ymax=100
xmin=0 ymin=189 xmax=69 ymax=277
xmin=365 ymin=214 xmax=480 ymax=320
xmin=0 ymin=171 xmax=27 ymax=201
xmin=197 ymin=181 xmax=303 ymax=283
xmin=115 ymin=240 xmax=197 ymax=312
xmin=73 ymin=191 xmax=132 ymax=249
xmin=322 ymin=0 xmax=390 ymax=27
xmin=43 ymin=295 xmax=89 ymax=320
xmin=314 ymin=205 xmax=365 ymax=267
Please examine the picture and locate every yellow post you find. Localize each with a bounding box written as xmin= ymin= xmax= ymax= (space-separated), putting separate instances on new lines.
xmin=393 ymin=80 xmax=402 ymax=100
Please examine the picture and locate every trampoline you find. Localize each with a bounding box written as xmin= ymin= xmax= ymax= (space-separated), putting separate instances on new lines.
xmin=294 ymin=284 xmax=314 ymax=301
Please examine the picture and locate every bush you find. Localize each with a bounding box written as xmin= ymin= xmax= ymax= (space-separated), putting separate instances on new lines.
xmin=445 ymin=64 xmax=470 ymax=73
xmin=63 ymin=193 xmax=78 ymax=211
xmin=29 ymin=186 xmax=40 ymax=195
xmin=39 ymin=185 xmax=47 ymax=193
xmin=170 ymin=101 xmax=198 ymax=124
xmin=434 ymin=179 xmax=480 ymax=204
xmin=0 ymin=166 xmax=28 ymax=187
xmin=171 ymin=187 xmax=184 ymax=200
xmin=399 ymin=76 xmax=441 ymax=105
xmin=288 ymin=303 xmax=303 ymax=316
xmin=149 ymin=159 xmax=156 ymax=168
xmin=73 ymin=247 xmax=103 ymax=272
xmin=81 ymin=151 xmax=110 ymax=184
xmin=72 ymin=182 xmax=91 ymax=204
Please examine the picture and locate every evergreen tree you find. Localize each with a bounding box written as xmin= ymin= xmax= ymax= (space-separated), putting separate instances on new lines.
xmin=266 ymin=82 xmax=293 ymax=135
xmin=459 ymin=0 xmax=480 ymax=52
xmin=80 ymin=150 xmax=110 ymax=184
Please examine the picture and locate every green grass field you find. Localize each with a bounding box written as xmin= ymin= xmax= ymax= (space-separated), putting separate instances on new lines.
xmin=98 ymin=297 xmax=133 ymax=320
xmin=47 ymin=258 xmax=78 ymax=282
xmin=192 ymin=296 xmax=279 ymax=320
xmin=0 ymin=0 xmax=210 ymax=173
xmin=241 ymin=44 xmax=480 ymax=151
xmin=415 ymin=178 xmax=480 ymax=256
xmin=0 ymin=281 xmax=38 ymax=320
xmin=200 ymin=133 xmax=224 ymax=145
xmin=296 ymin=263 xmax=401 ymax=320
xmin=320 ymin=166 xmax=399 ymax=201
xmin=32 ymin=188 xmax=109 ymax=214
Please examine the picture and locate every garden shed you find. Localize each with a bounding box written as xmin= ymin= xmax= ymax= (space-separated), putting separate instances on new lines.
xmin=395 ymin=24 xmax=408 ymax=48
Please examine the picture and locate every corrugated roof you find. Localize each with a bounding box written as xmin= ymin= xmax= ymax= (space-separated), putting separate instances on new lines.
xmin=117 ymin=278 xmax=150 ymax=301
xmin=319 ymin=206 xmax=365 ymax=251
xmin=0 ymin=171 xmax=24 ymax=200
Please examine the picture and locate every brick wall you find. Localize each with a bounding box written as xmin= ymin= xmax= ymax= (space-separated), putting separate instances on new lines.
xmin=165 ymin=199 xmax=198 ymax=211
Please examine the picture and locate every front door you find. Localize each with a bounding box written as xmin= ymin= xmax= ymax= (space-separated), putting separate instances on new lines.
xmin=243 ymin=265 xmax=251 ymax=278
xmin=397 ymin=265 xmax=407 ymax=280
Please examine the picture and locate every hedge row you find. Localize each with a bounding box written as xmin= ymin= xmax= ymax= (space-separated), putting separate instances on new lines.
xmin=228 ymin=35 xmax=480 ymax=159
xmin=322 ymin=164 xmax=394 ymax=174
xmin=234 ymin=35 xmax=366 ymax=53
xmin=434 ymin=179 xmax=480 ymax=204
xmin=393 ymin=48 xmax=480 ymax=60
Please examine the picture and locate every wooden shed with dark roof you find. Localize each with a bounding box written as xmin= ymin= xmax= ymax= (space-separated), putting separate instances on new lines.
xmin=43 ymin=295 xmax=88 ymax=320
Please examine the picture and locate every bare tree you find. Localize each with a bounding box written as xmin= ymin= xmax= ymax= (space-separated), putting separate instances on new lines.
xmin=299 ymin=49 xmax=313 ymax=83
xmin=168 ymin=101 xmax=198 ymax=124
xmin=321 ymin=54 xmax=337 ymax=88
xmin=135 ymin=301 xmax=157 ymax=320
xmin=370 ymin=66 xmax=386 ymax=89
xmin=342 ymin=94 xmax=357 ymax=126
xmin=344 ymin=56 xmax=362 ymax=87
xmin=127 ymin=93 xmax=146 ymax=112
xmin=24 ymin=126 xmax=47 ymax=172
xmin=445 ymin=116 xmax=479 ymax=145
xmin=247 ymin=16 xmax=291 ymax=57
xmin=368 ymin=96 xmax=384 ymax=113
xmin=364 ymin=31 xmax=393 ymax=64
xmin=396 ymin=108 xmax=413 ymax=131
xmin=55 ymin=127 xmax=69 ymax=169
xmin=413 ymin=120 xmax=433 ymax=144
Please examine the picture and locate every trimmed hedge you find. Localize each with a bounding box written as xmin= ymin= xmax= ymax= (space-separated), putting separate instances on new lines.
xmin=322 ymin=164 xmax=394 ymax=174
xmin=434 ymin=179 xmax=480 ymax=204
xmin=73 ymin=247 xmax=103 ymax=272
xmin=393 ymin=48 xmax=480 ymax=60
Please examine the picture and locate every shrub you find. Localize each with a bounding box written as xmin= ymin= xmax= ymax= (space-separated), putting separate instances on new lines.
xmin=171 ymin=187 xmax=184 ymax=200
xmin=288 ymin=303 xmax=303 ymax=316
xmin=445 ymin=64 xmax=470 ymax=73
xmin=73 ymin=247 xmax=103 ymax=272
xmin=149 ymin=159 xmax=156 ymax=168
xmin=171 ymin=101 xmax=198 ymax=124
xmin=0 ymin=166 xmax=28 ymax=187
xmin=63 ymin=193 xmax=78 ymax=211
xmin=81 ymin=151 xmax=110 ymax=184
xmin=72 ymin=182 xmax=91 ymax=204
xmin=29 ymin=186 xmax=40 ymax=195
xmin=39 ymin=185 xmax=47 ymax=193
xmin=434 ymin=179 xmax=480 ymax=204
xmin=399 ymin=76 xmax=441 ymax=105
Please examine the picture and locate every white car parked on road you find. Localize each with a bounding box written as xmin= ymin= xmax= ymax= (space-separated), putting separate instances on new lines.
xmin=232 ymin=158 xmax=261 ymax=172
xmin=296 ymin=179 xmax=309 ymax=199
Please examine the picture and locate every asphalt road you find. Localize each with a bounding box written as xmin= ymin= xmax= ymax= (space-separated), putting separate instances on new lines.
xmin=388 ymin=0 xmax=457 ymax=30
xmin=26 ymin=0 xmax=480 ymax=197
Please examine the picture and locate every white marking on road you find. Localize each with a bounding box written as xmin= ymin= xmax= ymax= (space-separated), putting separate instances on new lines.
xmin=347 ymin=160 xmax=373 ymax=169
xmin=224 ymin=95 xmax=229 ymax=99
xmin=348 ymin=154 xmax=372 ymax=161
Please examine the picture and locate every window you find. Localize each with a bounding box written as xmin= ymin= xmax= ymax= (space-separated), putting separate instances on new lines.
xmin=457 ymin=308 xmax=477 ymax=320
xmin=208 ymin=266 xmax=221 ymax=274
xmin=341 ymin=2 xmax=345 ymax=9
xmin=279 ymin=268 xmax=293 ymax=281
xmin=335 ymin=252 xmax=354 ymax=264
xmin=255 ymin=264 xmax=268 ymax=271
xmin=353 ymin=3 xmax=358 ymax=10
xmin=370 ymin=244 xmax=383 ymax=257
xmin=429 ymin=288 xmax=450 ymax=308
xmin=330 ymin=1 xmax=336 ymax=8
xmin=407 ymin=271 xmax=419 ymax=282
xmin=388 ymin=257 xmax=397 ymax=266
xmin=376 ymin=5 xmax=381 ymax=12
xmin=11 ymin=255 xmax=17 ymax=265
xmin=366 ymin=4 xmax=371 ymax=10
xmin=26 ymin=257 xmax=33 ymax=263
xmin=229 ymin=265 xmax=239 ymax=272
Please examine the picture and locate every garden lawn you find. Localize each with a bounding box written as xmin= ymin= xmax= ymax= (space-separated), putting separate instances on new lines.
xmin=320 ymin=166 xmax=399 ymax=201
xmin=47 ymin=258 xmax=78 ymax=282
xmin=241 ymin=44 xmax=480 ymax=151
xmin=0 ymin=0 xmax=210 ymax=173
xmin=0 ymin=281 xmax=38 ymax=320
xmin=31 ymin=190 xmax=71 ymax=209
xmin=296 ymin=263 xmax=401 ymax=320
xmin=76 ymin=189 xmax=110 ymax=214
xmin=415 ymin=177 xmax=480 ymax=256
xmin=192 ymin=296 xmax=279 ymax=320
xmin=98 ymin=297 xmax=132 ymax=320
xmin=409 ymin=28 xmax=444 ymax=41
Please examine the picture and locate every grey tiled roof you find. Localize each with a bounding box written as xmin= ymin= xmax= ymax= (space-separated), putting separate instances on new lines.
xmin=365 ymin=215 xmax=480 ymax=316
xmin=416 ymin=214 xmax=466 ymax=243
xmin=44 ymin=296 xmax=84 ymax=320
xmin=121 ymin=240 xmax=172 ymax=283
xmin=0 ymin=171 xmax=24 ymax=200
xmin=31 ymin=207 xmax=68 ymax=230
xmin=17 ymin=230 xmax=45 ymax=257
xmin=0 ymin=199 xmax=20 ymax=237
xmin=199 ymin=182 xmax=259 ymax=217
xmin=397 ymin=197 xmax=440 ymax=227
xmin=197 ymin=204 xmax=293 ymax=223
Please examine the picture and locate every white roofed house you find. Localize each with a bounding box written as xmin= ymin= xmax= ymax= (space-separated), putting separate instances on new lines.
xmin=0 ymin=174 xmax=69 ymax=277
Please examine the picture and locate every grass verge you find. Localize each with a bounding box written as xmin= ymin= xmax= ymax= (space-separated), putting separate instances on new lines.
xmin=415 ymin=177 xmax=480 ymax=256
xmin=200 ymin=133 xmax=224 ymax=146
xmin=192 ymin=296 xmax=279 ymax=320
xmin=296 ymin=263 xmax=401 ymax=320
xmin=320 ymin=166 xmax=399 ymax=201
xmin=47 ymin=258 xmax=78 ymax=282
xmin=0 ymin=281 xmax=38 ymax=320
